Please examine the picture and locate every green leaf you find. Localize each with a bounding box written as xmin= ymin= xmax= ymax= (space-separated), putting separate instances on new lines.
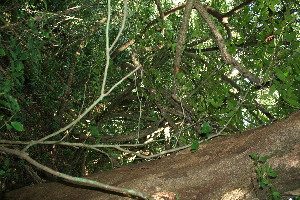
xmin=0 ymin=49 xmax=6 ymax=56
xmin=0 ymin=170 xmax=6 ymax=176
xmin=6 ymin=124 xmax=12 ymax=130
xmin=249 ymin=153 xmax=259 ymax=161
xmin=285 ymin=32 xmax=296 ymax=42
xmin=16 ymin=61 xmax=24 ymax=71
xmin=171 ymin=43 xmax=177 ymax=53
xmin=179 ymin=136 xmax=187 ymax=144
xmin=275 ymin=68 xmax=286 ymax=81
xmin=190 ymin=140 xmax=199 ymax=152
xmin=272 ymin=192 xmax=280 ymax=200
xmin=89 ymin=126 xmax=100 ymax=138
xmin=262 ymin=179 xmax=270 ymax=185
xmin=208 ymin=98 xmax=222 ymax=108
xmin=256 ymin=166 xmax=264 ymax=174
xmin=265 ymin=163 xmax=272 ymax=172
xmin=269 ymin=84 xmax=276 ymax=95
xmin=11 ymin=121 xmax=24 ymax=131
xmin=259 ymin=182 xmax=266 ymax=188
xmin=268 ymin=171 xmax=278 ymax=178
xmin=200 ymin=122 xmax=212 ymax=135
xmin=19 ymin=53 xmax=29 ymax=60
xmin=285 ymin=97 xmax=300 ymax=107
xmin=258 ymin=155 xmax=268 ymax=163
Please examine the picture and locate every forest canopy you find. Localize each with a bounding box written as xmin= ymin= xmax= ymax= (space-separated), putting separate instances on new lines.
xmin=0 ymin=0 xmax=299 ymax=194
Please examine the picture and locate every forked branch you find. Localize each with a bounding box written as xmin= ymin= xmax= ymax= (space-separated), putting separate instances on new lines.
xmin=194 ymin=1 xmax=261 ymax=85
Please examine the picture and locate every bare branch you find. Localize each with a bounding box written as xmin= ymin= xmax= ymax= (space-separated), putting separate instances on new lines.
xmin=0 ymin=146 xmax=151 ymax=200
xmin=194 ymin=2 xmax=261 ymax=85
xmin=174 ymin=0 xmax=195 ymax=76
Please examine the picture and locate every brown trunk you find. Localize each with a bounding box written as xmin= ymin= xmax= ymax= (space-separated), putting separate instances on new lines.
xmin=4 ymin=111 xmax=300 ymax=200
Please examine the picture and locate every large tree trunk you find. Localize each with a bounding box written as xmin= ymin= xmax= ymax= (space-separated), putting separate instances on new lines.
xmin=4 ymin=111 xmax=300 ymax=200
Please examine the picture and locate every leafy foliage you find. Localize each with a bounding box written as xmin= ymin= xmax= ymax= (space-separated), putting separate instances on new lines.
xmin=249 ymin=153 xmax=280 ymax=200
xmin=0 ymin=0 xmax=299 ymax=194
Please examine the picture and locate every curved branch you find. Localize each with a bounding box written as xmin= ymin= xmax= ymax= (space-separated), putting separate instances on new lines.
xmin=194 ymin=2 xmax=261 ymax=85
xmin=223 ymin=0 xmax=255 ymax=17
xmin=0 ymin=146 xmax=152 ymax=200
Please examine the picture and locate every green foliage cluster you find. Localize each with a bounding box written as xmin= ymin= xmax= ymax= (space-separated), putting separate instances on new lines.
xmin=0 ymin=0 xmax=299 ymax=194
xmin=249 ymin=153 xmax=280 ymax=200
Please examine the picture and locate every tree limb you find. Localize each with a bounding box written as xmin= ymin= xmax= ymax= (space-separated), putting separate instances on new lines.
xmin=174 ymin=0 xmax=195 ymax=76
xmin=194 ymin=1 xmax=261 ymax=85
xmin=0 ymin=146 xmax=152 ymax=200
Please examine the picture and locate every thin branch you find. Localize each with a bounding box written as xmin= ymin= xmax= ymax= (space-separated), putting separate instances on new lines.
xmin=223 ymin=0 xmax=255 ymax=17
xmin=183 ymin=52 xmax=218 ymax=101
xmin=101 ymin=0 xmax=112 ymax=95
xmin=0 ymin=146 xmax=152 ymax=200
xmin=21 ymin=2 xmax=138 ymax=151
xmin=109 ymin=0 xmax=128 ymax=51
xmin=111 ymin=3 xmax=187 ymax=59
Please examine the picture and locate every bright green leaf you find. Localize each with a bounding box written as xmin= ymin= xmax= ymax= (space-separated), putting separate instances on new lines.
xmin=259 ymin=155 xmax=268 ymax=163
xmin=190 ymin=140 xmax=199 ymax=153
xmin=268 ymin=171 xmax=278 ymax=178
xmin=262 ymin=179 xmax=270 ymax=185
xmin=259 ymin=183 xmax=266 ymax=188
xmin=275 ymin=68 xmax=286 ymax=82
xmin=200 ymin=122 xmax=212 ymax=135
xmin=272 ymin=192 xmax=280 ymax=199
xmin=285 ymin=97 xmax=300 ymax=107
xmin=179 ymin=137 xmax=187 ymax=144
xmin=249 ymin=153 xmax=259 ymax=161
xmin=11 ymin=121 xmax=24 ymax=131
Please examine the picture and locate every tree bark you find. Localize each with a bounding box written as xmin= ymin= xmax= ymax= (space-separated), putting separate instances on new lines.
xmin=4 ymin=111 xmax=300 ymax=200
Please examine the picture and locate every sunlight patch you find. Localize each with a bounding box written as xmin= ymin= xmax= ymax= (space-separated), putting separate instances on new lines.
xmin=221 ymin=188 xmax=248 ymax=200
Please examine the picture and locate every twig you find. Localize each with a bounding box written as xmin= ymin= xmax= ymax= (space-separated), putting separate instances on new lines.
xmin=109 ymin=0 xmax=128 ymax=51
xmin=0 ymin=146 xmax=153 ymax=200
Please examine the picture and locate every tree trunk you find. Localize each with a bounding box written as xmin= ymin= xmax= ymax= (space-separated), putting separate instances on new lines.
xmin=4 ymin=111 xmax=300 ymax=200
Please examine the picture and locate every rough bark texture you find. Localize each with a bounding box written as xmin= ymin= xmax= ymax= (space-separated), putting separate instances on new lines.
xmin=4 ymin=111 xmax=300 ymax=200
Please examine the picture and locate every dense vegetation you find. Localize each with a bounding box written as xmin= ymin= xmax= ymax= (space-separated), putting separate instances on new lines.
xmin=0 ymin=0 xmax=299 ymax=194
